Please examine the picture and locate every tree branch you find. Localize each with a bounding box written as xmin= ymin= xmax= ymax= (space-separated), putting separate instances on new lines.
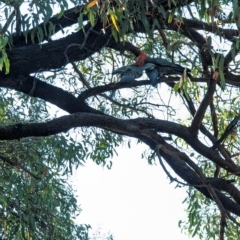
xmin=0 ymin=154 xmax=41 ymax=180
xmin=156 ymin=140 xmax=240 ymax=216
xmin=190 ymin=75 xmax=217 ymax=135
xmin=4 ymin=22 xmax=112 ymax=76
xmin=0 ymin=112 xmax=239 ymax=174
xmin=0 ymin=75 xmax=101 ymax=114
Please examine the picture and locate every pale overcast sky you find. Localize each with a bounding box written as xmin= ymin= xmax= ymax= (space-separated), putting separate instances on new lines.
xmin=72 ymin=142 xmax=199 ymax=240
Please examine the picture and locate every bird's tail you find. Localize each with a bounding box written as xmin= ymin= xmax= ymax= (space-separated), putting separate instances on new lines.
xmin=173 ymin=64 xmax=191 ymax=75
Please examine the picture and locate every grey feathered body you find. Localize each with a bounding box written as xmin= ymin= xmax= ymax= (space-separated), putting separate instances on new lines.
xmin=112 ymin=63 xmax=156 ymax=83
xmin=145 ymin=57 xmax=190 ymax=76
xmin=144 ymin=57 xmax=191 ymax=87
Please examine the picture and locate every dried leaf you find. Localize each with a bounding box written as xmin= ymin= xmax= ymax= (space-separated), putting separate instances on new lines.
xmin=87 ymin=0 xmax=98 ymax=9
xmin=212 ymin=71 xmax=219 ymax=80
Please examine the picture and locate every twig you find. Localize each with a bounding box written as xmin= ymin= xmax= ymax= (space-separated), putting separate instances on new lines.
xmin=64 ymin=26 xmax=93 ymax=63
xmin=212 ymin=115 xmax=240 ymax=149
xmin=226 ymin=211 xmax=240 ymax=227
xmin=0 ymin=154 xmax=41 ymax=180
xmin=72 ymin=62 xmax=154 ymax=117
xmin=1 ymin=10 xmax=15 ymax=34
xmin=29 ymin=72 xmax=39 ymax=96
xmin=158 ymin=29 xmax=169 ymax=50
xmin=71 ymin=62 xmax=91 ymax=88
xmin=157 ymin=143 xmax=227 ymax=235
xmin=156 ymin=144 xmax=186 ymax=184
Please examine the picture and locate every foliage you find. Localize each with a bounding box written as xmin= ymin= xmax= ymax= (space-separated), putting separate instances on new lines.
xmin=0 ymin=0 xmax=240 ymax=239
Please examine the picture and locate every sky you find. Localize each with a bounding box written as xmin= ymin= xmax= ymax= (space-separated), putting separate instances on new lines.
xmin=71 ymin=141 xmax=199 ymax=240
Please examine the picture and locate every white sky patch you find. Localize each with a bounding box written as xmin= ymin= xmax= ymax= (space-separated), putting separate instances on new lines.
xmin=70 ymin=143 xmax=199 ymax=240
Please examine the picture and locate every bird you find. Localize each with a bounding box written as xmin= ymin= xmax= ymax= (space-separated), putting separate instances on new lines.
xmin=135 ymin=52 xmax=191 ymax=87
xmin=112 ymin=63 xmax=156 ymax=84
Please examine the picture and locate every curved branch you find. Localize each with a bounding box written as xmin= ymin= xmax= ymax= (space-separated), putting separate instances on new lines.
xmin=78 ymin=77 xmax=213 ymax=100
xmin=130 ymin=118 xmax=239 ymax=173
xmin=156 ymin=141 xmax=240 ymax=216
xmin=176 ymin=18 xmax=238 ymax=42
xmin=4 ymin=22 xmax=112 ymax=76
xmin=0 ymin=112 xmax=147 ymax=140
xmin=0 ymin=75 xmax=101 ymax=115
xmin=1 ymin=112 xmax=239 ymax=174
xmin=167 ymin=81 xmax=232 ymax=164
xmin=168 ymin=25 xmax=212 ymax=73
xmin=107 ymin=41 xmax=141 ymax=57
xmin=190 ymin=75 xmax=217 ymax=135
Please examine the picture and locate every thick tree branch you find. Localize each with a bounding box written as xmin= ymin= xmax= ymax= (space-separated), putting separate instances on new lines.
xmin=132 ymin=118 xmax=239 ymax=173
xmin=107 ymin=40 xmax=141 ymax=57
xmin=4 ymin=22 xmax=112 ymax=76
xmin=0 ymin=112 xmax=239 ymax=174
xmin=0 ymin=75 xmax=101 ymax=115
xmin=190 ymin=75 xmax=217 ymax=135
xmin=175 ymin=18 xmax=238 ymax=42
xmin=156 ymin=140 xmax=240 ymax=216
xmin=168 ymin=82 xmax=232 ymax=166
xmin=210 ymin=100 xmax=219 ymax=138
xmin=1 ymin=74 xmax=236 ymax=169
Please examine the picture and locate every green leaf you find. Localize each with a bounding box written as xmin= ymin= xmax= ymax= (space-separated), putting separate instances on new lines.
xmin=77 ymin=13 xmax=84 ymax=30
xmin=173 ymin=79 xmax=183 ymax=93
xmin=57 ymin=6 xmax=65 ymax=19
xmin=183 ymin=79 xmax=190 ymax=100
xmin=168 ymin=9 xmax=175 ymax=23
xmin=0 ymin=35 xmax=8 ymax=48
xmin=219 ymin=70 xmax=226 ymax=89
xmin=231 ymin=42 xmax=236 ymax=62
xmin=111 ymin=25 xmax=118 ymax=42
xmin=89 ymin=9 xmax=95 ymax=26
xmin=3 ymin=52 xmax=10 ymax=74
xmin=37 ymin=27 xmax=44 ymax=42
xmin=30 ymin=29 xmax=35 ymax=43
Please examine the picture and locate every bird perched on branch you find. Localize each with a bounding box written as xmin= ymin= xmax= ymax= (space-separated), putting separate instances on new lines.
xmin=112 ymin=63 xmax=156 ymax=83
xmin=135 ymin=52 xmax=191 ymax=87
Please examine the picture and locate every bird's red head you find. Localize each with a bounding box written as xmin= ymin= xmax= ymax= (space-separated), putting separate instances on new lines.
xmin=135 ymin=52 xmax=148 ymax=67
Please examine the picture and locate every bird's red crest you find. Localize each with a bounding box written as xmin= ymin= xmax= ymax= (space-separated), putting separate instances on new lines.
xmin=135 ymin=52 xmax=148 ymax=67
